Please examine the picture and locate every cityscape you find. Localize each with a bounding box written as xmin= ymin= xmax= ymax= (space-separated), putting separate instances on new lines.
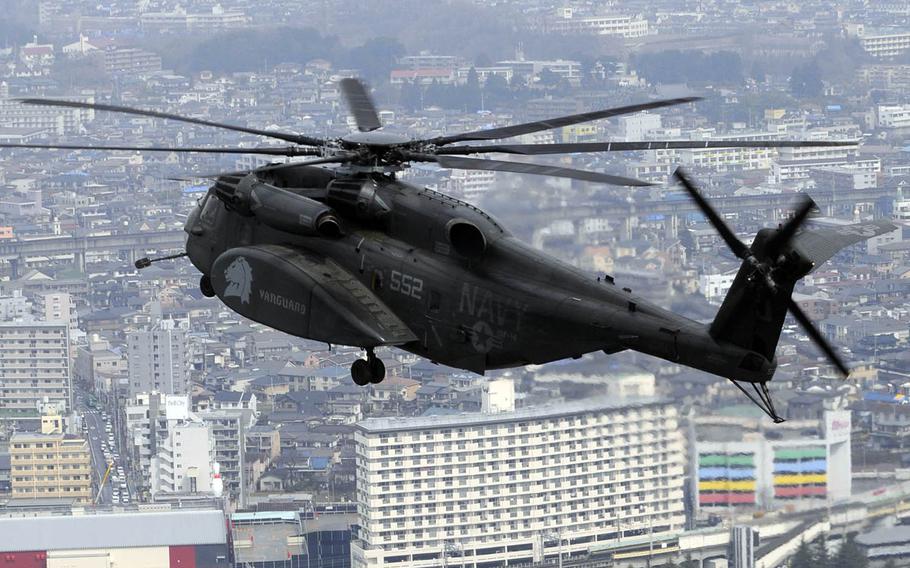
xmin=1 ymin=1 xmax=910 ymax=567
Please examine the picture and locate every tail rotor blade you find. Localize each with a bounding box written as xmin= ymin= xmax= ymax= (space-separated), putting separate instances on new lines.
xmin=674 ymin=168 xmax=750 ymax=259
xmin=787 ymin=298 xmax=850 ymax=377
xmin=764 ymin=195 xmax=816 ymax=258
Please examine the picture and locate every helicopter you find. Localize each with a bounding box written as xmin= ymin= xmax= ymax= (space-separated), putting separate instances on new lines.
xmin=2 ymin=78 xmax=895 ymax=422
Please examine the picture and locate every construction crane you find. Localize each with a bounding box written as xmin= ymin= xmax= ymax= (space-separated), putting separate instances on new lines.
xmin=94 ymin=461 xmax=114 ymax=505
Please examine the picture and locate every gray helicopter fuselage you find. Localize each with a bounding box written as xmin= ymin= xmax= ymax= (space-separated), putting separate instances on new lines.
xmin=184 ymin=170 xmax=772 ymax=381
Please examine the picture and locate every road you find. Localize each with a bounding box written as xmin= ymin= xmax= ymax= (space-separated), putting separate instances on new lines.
xmin=82 ymin=408 xmax=133 ymax=506
xmin=83 ymin=409 xmax=112 ymax=505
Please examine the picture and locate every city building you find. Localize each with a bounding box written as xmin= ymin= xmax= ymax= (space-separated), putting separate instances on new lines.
xmin=352 ymin=396 xmax=685 ymax=568
xmin=199 ymin=408 xmax=256 ymax=506
xmin=0 ymin=509 xmax=230 ymax=568
xmin=9 ymin=418 xmax=92 ymax=504
xmin=692 ymin=410 xmax=851 ymax=512
xmin=127 ymin=319 xmax=190 ymax=397
xmin=0 ymin=87 xmax=93 ymax=136
xmin=150 ymin=419 xmax=215 ymax=496
xmin=857 ymin=525 xmax=910 ymax=567
xmin=546 ymin=11 xmax=649 ymax=38
xmin=0 ymin=321 xmax=71 ymax=419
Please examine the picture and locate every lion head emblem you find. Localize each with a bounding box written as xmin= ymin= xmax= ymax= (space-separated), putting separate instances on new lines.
xmin=223 ymin=256 xmax=253 ymax=304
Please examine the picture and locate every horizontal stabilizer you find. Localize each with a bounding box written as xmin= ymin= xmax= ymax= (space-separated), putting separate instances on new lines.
xmin=793 ymin=219 xmax=897 ymax=271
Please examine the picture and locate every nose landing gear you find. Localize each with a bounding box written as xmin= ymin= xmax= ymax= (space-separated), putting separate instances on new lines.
xmin=351 ymin=348 xmax=385 ymax=386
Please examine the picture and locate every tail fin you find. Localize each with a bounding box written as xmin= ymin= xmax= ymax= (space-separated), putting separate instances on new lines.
xmin=709 ymin=248 xmax=795 ymax=362
xmin=710 ymin=219 xmax=898 ymax=362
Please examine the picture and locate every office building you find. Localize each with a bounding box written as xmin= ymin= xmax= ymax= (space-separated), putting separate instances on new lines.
xmin=352 ymin=396 xmax=685 ymax=568
xmin=0 ymin=321 xmax=71 ymax=419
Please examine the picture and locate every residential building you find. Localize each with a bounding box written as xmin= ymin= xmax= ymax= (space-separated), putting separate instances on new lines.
xmin=150 ymin=419 xmax=215 ymax=496
xmin=199 ymin=409 xmax=256 ymax=506
xmin=9 ymin=427 xmax=92 ymax=504
xmin=127 ymin=320 xmax=190 ymax=397
xmin=0 ymin=321 xmax=71 ymax=419
xmin=352 ymin=396 xmax=685 ymax=568
xmin=546 ymin=11 xmax=649 ymax=38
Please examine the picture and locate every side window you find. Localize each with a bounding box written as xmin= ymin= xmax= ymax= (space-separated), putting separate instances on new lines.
xmin=371 ymin=269 xmax=384 ymax=291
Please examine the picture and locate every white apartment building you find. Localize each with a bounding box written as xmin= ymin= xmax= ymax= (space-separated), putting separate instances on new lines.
xmin=0 ymin=84 xmax=93 ymax=136
xmin=699 ymin=269 xmax=739 ymax=302
xmin=859 ymin=30 xmax=910 ymax=58
xmin=127 ymin=319 xmax=190 ymax=396
xmin=0 ymin=321 xmax=71 ymax=419
xmin=32 ymin=291 xmax=77 ymax=330
xmin=150 ymin=419 xmax=214 ymax=496
xmin=877 ymin=104 xmax=910 ymax=128
xmin=352 ymin=397 xmax=685 ymax=568
xmin=128 ymin=392 xmax=226 ymax=499
xmin=547 ymin=12 xmax=649 ymax=38
xmin=447 ymin=168 xmax=496 ymax=202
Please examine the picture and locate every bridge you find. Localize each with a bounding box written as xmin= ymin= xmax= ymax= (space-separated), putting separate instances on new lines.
xmin=0 ymin=229 xmax=186 ymax=277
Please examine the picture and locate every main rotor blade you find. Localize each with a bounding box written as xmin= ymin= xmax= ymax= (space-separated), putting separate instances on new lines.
xmin=437 ymin=139 xmax=859 ymax=156
xmin=340 ymin=78 xmax=382 ymax=132
xmin=409 ymin=153 xmax=653 ymax=187
xmin=422 ymin=97 xmax=701 ymax=146
xmin=787 ymin=298 xmax=850 ymax=377
xmin=16 ymin=98 xmax=325 ymax=146
xmin=764 ymin=195 xmax=817 ymax=259
xmin=194 ymin=153 xmax=358 ymax=179
xmin=0 ymin=142 xmax=319 ymax=156
xmin=674 ymin=167 xmax=750 ymax=259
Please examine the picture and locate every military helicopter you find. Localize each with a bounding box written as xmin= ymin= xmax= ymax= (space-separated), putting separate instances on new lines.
xmin=4 ymin=79 xmax=894 ymax=422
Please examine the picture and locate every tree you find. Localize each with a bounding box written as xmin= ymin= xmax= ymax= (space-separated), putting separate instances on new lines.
xmin=345 ymin=37 xmax=405 ymax=84
xmin=812 ymin=533 xmax=830 ymax=568
xmin=400 ymin=81 xmax=422 ymax=112
xmin=790 ymin=61 xmax=824 ymax=98
xmin=483 ymin=74 xmax=511 ymax=107
xmin=464 ymin=67 xmax=482 ymax=111
xmin=833 ymin=533 xmax=867 ymax=568
xmin=791 ymin=539 xmax=813 ymax=568
xmin=537 ymin=67 xmax=561 ymax=87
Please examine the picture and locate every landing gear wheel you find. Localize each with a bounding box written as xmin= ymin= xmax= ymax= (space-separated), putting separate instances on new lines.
xmin=200 ymin=275 xmax=215 ymax=297
xmin=368 ymin=357 xmax=385 ymax=384
xmin=351 ymin=359 xmax=371 ymax=386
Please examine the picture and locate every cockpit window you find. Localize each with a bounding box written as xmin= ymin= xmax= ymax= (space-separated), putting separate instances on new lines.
xmin=199 ymin=192 xmax=220 ymax=225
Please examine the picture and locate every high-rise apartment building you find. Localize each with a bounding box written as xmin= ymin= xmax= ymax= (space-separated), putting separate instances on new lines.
xmin=150 ymin=420 xmax=215 ymax=496
xmin=0 ymin=321 xmax=71 ymax=419
xmin=127 ymin=320 xmax=189 ymax=397
xmin=352 ymin=396 xmax=686 ymax=568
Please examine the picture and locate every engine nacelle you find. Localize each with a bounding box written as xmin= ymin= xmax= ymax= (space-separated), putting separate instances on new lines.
xmin=447 ymin=219 xmax=487 ymax=259
xmin=250 ymin=182 xmax=342 ymax=237
xmin=325 ymin=178 xmax=390 ymax=225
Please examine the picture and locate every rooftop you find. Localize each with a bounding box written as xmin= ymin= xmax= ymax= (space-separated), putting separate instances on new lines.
xmin=0 ymin=509 xmax=227 ymax=552
xmin=356 ymin=395 xmax=667 ymax=433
